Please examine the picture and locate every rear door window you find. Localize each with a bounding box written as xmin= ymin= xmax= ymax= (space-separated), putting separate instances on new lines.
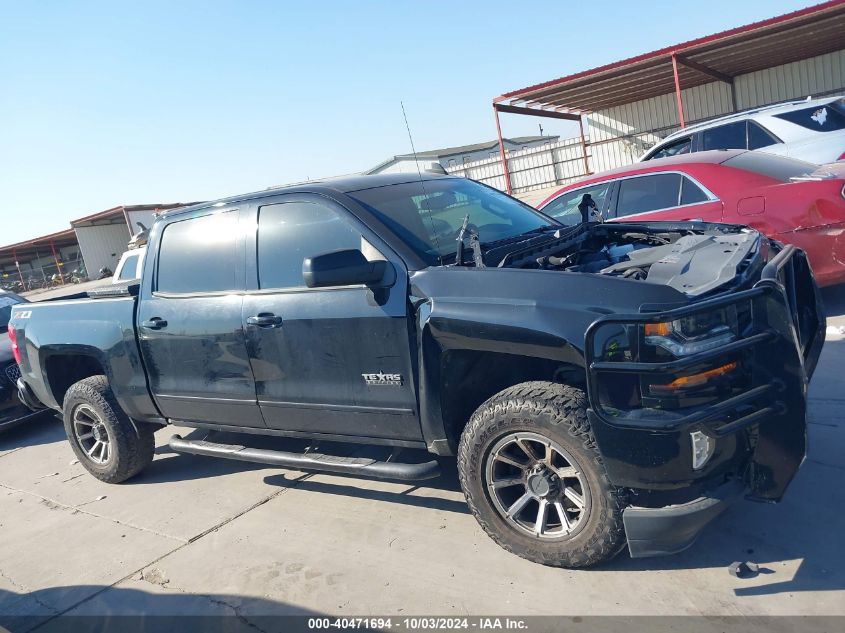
xmin=615 ymin=173 xmax=682 ymax=217
xmin=117 ymin=254 xmax=140 ymax=281
xmin=774 ymin=100 xmax=845 ymax=132
xmin=156 ymin=210 xmax=240 ymax=294
xmin=541 ymin=182 xmax=612 ymax=226
xmin=680 ymin=177 xmax=710 ymax=205
xmin=646 ymin=137 xmax=692 ymax=160
xmin=747 ymin=121 xmax=781 ymax=149
xmin=701 ymin=121 xmax=747 ymax=151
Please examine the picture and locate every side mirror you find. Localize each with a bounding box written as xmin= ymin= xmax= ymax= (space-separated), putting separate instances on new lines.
xmin=302 ymin=249 xmax=392 ymax=289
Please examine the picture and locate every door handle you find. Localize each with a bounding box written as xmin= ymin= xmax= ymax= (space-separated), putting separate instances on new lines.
xmin=141 ymin=317 xmax=168 ymax=330
xmin=246 ymin=314 xmax=282 ymax=328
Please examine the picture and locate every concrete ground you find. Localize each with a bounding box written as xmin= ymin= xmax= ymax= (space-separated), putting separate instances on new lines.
xmin=513 ymin=186 xmax=561 ymax=208
xmin=1 ymin=288 xmax=844 ymax=629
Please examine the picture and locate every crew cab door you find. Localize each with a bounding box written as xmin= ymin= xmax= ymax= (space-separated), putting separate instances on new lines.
xmin=137 ymin=207 xmax=265 ymax=427
xmin=241 ymin=195 xmax=421 ymax=442
xmin=608 ymin=172 xmax=723 ymax=223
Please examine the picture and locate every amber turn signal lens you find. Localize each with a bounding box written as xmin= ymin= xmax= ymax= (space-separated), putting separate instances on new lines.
xmin=650 ymin=361 xmax=737 ymax=394
xmin=643 ymin=322 xmax=671 ymax=337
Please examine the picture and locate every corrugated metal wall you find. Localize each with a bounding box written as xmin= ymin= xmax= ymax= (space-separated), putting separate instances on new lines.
xmin=735 ymin=49 xmax=845 ymax=108
xmin=74 ymin=224 xmax=131 ymax=275
xmin=586 ymin=48 xmax=845 ymax=171
xmin=446 ymin=136 xmax=590 ymax=193
xmin=587 ymin=82 xmax=735 ymax=171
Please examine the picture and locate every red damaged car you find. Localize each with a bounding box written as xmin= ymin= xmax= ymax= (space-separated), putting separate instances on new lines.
xmin=537 ymin=149 xmax=845 ymax=286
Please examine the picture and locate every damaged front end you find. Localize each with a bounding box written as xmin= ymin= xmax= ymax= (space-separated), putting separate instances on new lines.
xmin=583 ymin=243 xmax=825 ymax=557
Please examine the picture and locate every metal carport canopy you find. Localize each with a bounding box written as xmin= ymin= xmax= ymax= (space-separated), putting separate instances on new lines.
xmin=494 ymin=0 xmax=845 ymax=115
xmin=0 ymin=228 xmax=79 ymax=287
xmin=489 ymin=0 xmax=845 ymax=193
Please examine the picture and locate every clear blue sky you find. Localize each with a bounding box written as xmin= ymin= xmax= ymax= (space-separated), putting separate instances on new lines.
xmin=0 ymin=0 xmax=817 ymax=244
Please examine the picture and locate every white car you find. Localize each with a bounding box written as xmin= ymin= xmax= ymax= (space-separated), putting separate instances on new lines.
xmin=640 ymin=95 xmax=845 ymax=164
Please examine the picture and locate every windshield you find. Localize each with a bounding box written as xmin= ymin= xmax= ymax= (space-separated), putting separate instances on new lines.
xmin=348 ymin=178 xmax=558 ymax=265
xmin=0 ymin=294 xmax=24 ymax=331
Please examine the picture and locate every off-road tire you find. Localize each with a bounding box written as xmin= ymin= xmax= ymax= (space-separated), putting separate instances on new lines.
xmin=458 ymin=381 xmax=626 ymax=568
xmin=63 ymin=375 xmax=156 ymax=483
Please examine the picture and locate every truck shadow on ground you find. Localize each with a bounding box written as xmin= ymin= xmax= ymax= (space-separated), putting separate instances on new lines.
xmin=262 ymin=456 xmax=469 ymax=516
xmin=0 ymin=412 xmax=63 ymax=452
xmin=0 ymin=585 xmax=325 ymax=633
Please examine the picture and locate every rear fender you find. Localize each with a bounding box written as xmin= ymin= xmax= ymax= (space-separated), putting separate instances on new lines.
xmin=22 ymin=313 xmax=161 ymax=422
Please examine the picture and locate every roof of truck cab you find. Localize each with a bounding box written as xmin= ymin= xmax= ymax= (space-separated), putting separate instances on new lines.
xmin=159 ymin=172 xmax=456 ymax=219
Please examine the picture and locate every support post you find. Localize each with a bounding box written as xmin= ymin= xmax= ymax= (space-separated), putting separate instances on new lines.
xmin=671 ymin=53 xmax=686 ymax=128
xmin=49 ymin=239 xmax=64 ymax=285
xmin=33 ymin=245 xmax=46 ymax=284
xmin=578 ymin=116 xmax=590 ymax=176
xmin=12 ymin=248 xmax=24 ymax=287
xmin=493 ymin=105 xmax=513 ymax=195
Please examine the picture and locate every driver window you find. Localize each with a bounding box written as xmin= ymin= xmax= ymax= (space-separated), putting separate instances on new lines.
xmin=542 ymin=182 xmax=612 ymax=226
xmin=257 ymin=201 xmax=365 ymax=290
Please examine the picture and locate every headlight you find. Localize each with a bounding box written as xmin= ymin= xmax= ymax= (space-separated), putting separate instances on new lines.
xmin=643 ymin=306 xmax=738 ymax=356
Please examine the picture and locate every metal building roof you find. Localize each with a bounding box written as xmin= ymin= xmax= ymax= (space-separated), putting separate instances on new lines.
xmin=495 ymin=0 xmax=845 ymax=114
xmin=0 ymin=228 xmax=80 ymax=271
xmin=366 ymin=135 xmax=559 ymax=173
xmin=71 ymin=203 xmax=193 ymax=228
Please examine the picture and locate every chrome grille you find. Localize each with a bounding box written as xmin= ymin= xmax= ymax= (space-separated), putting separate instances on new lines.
xmin=4 ymin=363 xmax=21 ymax=385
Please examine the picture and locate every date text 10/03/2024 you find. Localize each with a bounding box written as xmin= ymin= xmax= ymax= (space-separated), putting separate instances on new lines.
xmin=307 ymin=618 xmax=529 ymax=630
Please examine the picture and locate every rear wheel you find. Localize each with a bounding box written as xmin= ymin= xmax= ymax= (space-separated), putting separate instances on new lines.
xmin=458 ymin=381 xmax=626 ymax=568
xmin=63 ymin=376 xmax=155 ymax=483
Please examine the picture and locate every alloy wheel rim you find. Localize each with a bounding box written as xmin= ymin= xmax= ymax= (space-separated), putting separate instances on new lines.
xmin=72 ymin=404 xmax=111 ymax=465
xmin=484 ymin=432 xmax=589 ymax=540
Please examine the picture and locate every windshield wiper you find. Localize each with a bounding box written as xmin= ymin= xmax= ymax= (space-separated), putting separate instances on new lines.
xmin=455 ymin=214 xmax=485 ymax=268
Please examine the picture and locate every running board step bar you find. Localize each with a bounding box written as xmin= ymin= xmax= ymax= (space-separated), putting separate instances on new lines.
xmin=168 ymin=435 xmax=441 ymax=481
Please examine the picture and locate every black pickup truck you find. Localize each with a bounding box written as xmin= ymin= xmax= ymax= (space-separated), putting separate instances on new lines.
xmin=9 ymin=173 xmax=825 ymax=567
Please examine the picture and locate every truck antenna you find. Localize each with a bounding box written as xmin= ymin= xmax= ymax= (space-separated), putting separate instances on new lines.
xmin=400 ymin=101 xmax=441 ymax=254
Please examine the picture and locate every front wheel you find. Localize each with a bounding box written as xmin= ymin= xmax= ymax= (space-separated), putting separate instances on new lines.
xmin=63 ymin=376 xmax=155 ymax=483
xmin=458 ymin=382 xmax=626 ymax=568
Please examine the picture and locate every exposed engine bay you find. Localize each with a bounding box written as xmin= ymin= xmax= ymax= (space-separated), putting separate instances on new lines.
xmin=497 ymin=223 xmax=761 ymax=297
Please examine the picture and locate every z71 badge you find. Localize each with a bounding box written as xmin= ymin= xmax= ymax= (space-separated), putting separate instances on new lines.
xmin=362 ymin=372 xmax=403 ymax=386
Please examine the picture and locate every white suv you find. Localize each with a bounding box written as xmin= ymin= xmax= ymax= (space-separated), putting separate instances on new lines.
xmin=640 ymin=96 xmax=845 ymax=164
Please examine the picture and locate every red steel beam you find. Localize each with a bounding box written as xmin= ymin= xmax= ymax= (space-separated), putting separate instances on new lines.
xmin=673 ymin=55 xmax=733 ymax=84
xmin=493 ymin=103 xmax=582 ymax=121
xmin=578 ymin=117 xmax=590 ymax=175
xmin=49 ymin=239 xmax=64 ymax=285
xmin=493 ymin=105 xmax=513 ymax=195
xmin=671 ymin=53 xmax=686 ymax=128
